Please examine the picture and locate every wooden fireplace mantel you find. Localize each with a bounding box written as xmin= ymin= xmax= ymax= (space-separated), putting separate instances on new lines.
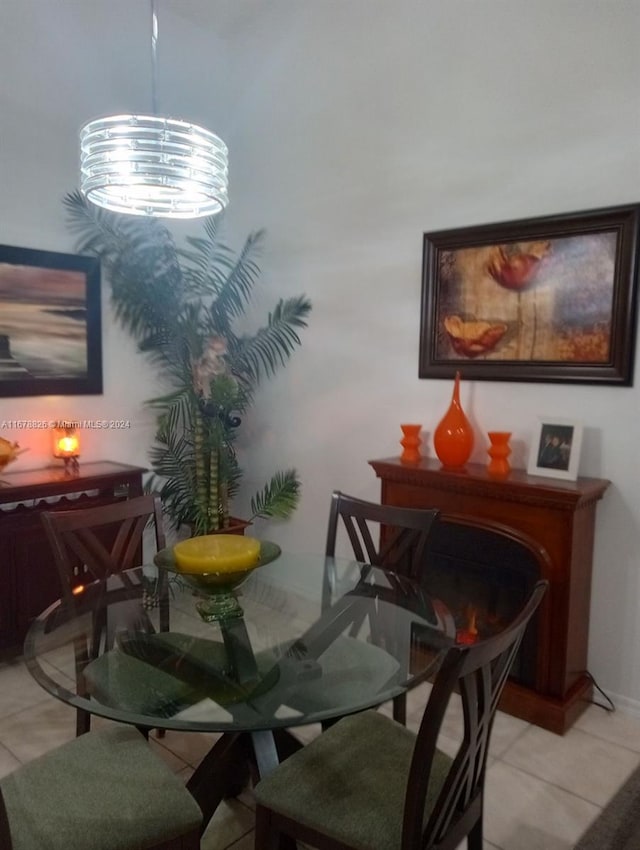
xmin=369 ymin=456 xmax=610 ymax=734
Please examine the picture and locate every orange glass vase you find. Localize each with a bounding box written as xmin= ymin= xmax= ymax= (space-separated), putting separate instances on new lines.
xmin=433 ymin=371 xmax=474 ymax=469
xmin=399 ymin=423 xmax=422 ymax=463
xmin=487 ymin=431 xmax=512 ymax=478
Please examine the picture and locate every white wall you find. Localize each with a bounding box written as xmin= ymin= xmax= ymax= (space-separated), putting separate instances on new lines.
xmin=0 ymin=0 xmax=232 ymax=466
xmin=223 ymin=0 xmax=640 ymax=710
xmin=1 ymin=0 xmax=639 ymax=708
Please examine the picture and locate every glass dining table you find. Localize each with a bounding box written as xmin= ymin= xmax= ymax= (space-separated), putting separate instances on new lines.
xmin=24 ymin=549 xmax=456 ymax=829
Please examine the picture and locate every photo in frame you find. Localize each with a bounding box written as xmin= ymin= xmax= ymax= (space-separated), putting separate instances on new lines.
xmin=527 ymin=418 xmax=583 ymax=481
xmin=419 ymin=204 xmax=640 ymax=385
xmin=0 ymin=244 xmax=102 ymax=397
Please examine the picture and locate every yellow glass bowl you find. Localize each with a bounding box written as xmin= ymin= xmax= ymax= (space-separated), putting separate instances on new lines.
xmin=173 ymin=535 xmax=261 ymax=575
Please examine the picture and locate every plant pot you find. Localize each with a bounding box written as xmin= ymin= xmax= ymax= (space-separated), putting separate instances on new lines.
xmin=213 ymin=517 xmax=251 ymax=536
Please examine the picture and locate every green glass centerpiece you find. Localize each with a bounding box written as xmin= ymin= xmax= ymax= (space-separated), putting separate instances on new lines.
xmin=155 ymin=537 xmax=281 ymax=622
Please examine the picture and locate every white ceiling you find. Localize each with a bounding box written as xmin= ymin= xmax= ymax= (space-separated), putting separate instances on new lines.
xmin=170 ymin=0 xmax=268 ymax=38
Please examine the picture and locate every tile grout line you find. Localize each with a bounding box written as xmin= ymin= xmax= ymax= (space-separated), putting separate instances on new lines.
xmin=491 ymin=754 xmax=607 ymax=815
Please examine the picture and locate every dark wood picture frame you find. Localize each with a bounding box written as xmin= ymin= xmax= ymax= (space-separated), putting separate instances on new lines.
xmin=0 ymin=244 xmax=102 ymax=397
xmin=419 ymin=204 xmax=640 ymax=385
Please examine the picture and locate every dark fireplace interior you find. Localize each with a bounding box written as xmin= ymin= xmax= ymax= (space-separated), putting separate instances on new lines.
xmin=420 ymin=518 xmax=542 ymax=688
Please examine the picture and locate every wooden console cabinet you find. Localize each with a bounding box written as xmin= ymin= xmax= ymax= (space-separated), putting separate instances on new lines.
xmin=369 ymin=456 xmax=610 ymax=734
xmin=0 ymin=461 xmax=145 ymax=656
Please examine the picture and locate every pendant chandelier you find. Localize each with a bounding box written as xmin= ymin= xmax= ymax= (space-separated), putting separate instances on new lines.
xmin=79 ymin=0 xmax=228 ymax=219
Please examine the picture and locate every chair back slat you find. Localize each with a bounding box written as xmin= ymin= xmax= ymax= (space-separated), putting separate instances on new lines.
xmin=325 ymin=491 xmax=440 ymax=578
xmin=42 ymin=494 xmax=166 ymax=601
xmin=402 ymin=580 xmax=547 ymax=850
xmin=61 ymin=526 xmax=117 ymax=581
xmin=341 ymin=515 xmax=369 ymax=563
xmin=378 ymin=526 xmax=431 ymax=574
xmin=112 ymin=514 xmax=152 ymax=569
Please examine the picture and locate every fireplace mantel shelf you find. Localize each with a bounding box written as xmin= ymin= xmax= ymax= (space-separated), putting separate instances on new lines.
xmin=369 ymin=457 xmax=609 ymax=511
xmin=369 ymin=456 xmax=610 ymax=734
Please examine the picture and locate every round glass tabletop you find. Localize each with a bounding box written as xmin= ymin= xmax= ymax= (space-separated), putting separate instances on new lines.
xmin=24 ymin=553 xmax=454 ymax=734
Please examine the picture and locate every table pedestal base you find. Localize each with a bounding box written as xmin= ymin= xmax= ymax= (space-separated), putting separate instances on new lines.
xmin=187 ymin=729 xmax=303 ymax=835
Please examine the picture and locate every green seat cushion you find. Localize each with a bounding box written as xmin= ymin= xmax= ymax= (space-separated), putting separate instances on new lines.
xmin=0 ymin=725 xmax=202 ymax=850
xmin=254 ymin=709 xmax=452 ymax=850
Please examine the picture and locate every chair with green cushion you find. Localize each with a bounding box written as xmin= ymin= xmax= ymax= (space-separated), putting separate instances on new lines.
xmin=0 ymin=725 xmax=202 ymax=850
xmin=41 ymin=494 xmax=168 ymax=736
xmin=325 ymin=491 xmax=440 ymax=724
xmin=254 ymin=580 xmax=547 ymax=850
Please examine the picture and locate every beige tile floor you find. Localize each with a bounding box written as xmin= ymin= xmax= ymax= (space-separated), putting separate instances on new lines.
xmin=0 ymin=656 xmax=639 ymax=850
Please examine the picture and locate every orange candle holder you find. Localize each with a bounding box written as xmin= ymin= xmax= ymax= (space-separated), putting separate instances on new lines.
xmin=486 ymin=431 xmax=512 ymax=478
xmin=399 ymin=423 xmax=422 ymax=464
xmin=52 ymin=426 xmax=80 ymax=474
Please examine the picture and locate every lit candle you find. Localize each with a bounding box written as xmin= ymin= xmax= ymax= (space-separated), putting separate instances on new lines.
xmin=52 ymin=426 xmax=80 ymax=473
xmin=57 ymin=435 xmax=79 ymax=455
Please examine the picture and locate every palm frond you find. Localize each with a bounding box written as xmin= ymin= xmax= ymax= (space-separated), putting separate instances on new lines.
xmin=148 ymin=433 xmax=198 ymax=529
xmin=250 ymin=470 xmax=301 ymax=520
xmin=218 ymin=445 xmax=242 ymax=502
xmin=234 ymin=295 xmax=312 ymax=385
xmin=179 ymin=243 xmax=237 ymax=298
xmin=210 ymin=230 xmax=266 ymax=323
xmin=64 ymin=190 xmax=184 ymax=342
xmin=64 ymin=190 xmax=138 ymax=262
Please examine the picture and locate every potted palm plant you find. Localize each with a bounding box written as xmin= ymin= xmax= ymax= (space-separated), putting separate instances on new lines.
xmin=64 ymin=191 xmax=311 ymax=535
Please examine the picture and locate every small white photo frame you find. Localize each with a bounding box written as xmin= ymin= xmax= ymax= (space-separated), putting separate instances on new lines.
xmin=527 ymin=417 xmax=583 ymax=481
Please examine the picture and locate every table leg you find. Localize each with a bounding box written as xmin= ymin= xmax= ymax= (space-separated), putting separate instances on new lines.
xmin=271 ymin=727 xmax=304 ymax=762
xmin=220 ymin=617 xmax=259 ymax=683
xmin=250 ymin=731 xmax=299 ymax=850
xmin=251 ymin=730 xmax=280 ymax=776
xmin=187 ymin=728 xmax=305 ymax=834
xmin=187 ymin=732 xmax=250 ymax=829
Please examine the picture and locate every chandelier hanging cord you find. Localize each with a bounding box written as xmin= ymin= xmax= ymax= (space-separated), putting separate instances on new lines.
xmin=150 ymin=0 xmax=159 ymax=115
xmin=79 ymin=0 xmax=229 ymax=219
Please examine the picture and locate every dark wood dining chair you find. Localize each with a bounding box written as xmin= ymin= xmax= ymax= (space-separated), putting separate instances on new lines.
xmin=254 ymin=580 xmax=548 ymax=850
xmin=325 ymin=490 xmax=440 ymax=723
xmin=41 ymin=493 xmax=168 ymax=736
xmin=326 ymin=490 xmax=439 ymax=579
xmin=0 ymin=725 xmax=202 ymax=850
xmin=41 ymin=493 xmax=166 ymax=598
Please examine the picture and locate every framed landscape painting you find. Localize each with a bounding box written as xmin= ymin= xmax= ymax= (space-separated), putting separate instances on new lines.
xmin=0 ymin=244 xmax=102 ymax=397
xmin=419 ymin=204 xmax=640 ymax=385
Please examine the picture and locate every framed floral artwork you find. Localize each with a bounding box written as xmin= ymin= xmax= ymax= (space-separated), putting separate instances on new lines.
xmin=419 ymin=204 xmax=640 ymax=385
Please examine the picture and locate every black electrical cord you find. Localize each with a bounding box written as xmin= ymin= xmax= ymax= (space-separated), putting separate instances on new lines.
xmin=583 ymin=670 xmax=615 ymax=712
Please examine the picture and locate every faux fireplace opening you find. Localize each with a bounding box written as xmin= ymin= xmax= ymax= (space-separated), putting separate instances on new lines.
xmin=421 ymin=515 xmax=543 ymax=688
